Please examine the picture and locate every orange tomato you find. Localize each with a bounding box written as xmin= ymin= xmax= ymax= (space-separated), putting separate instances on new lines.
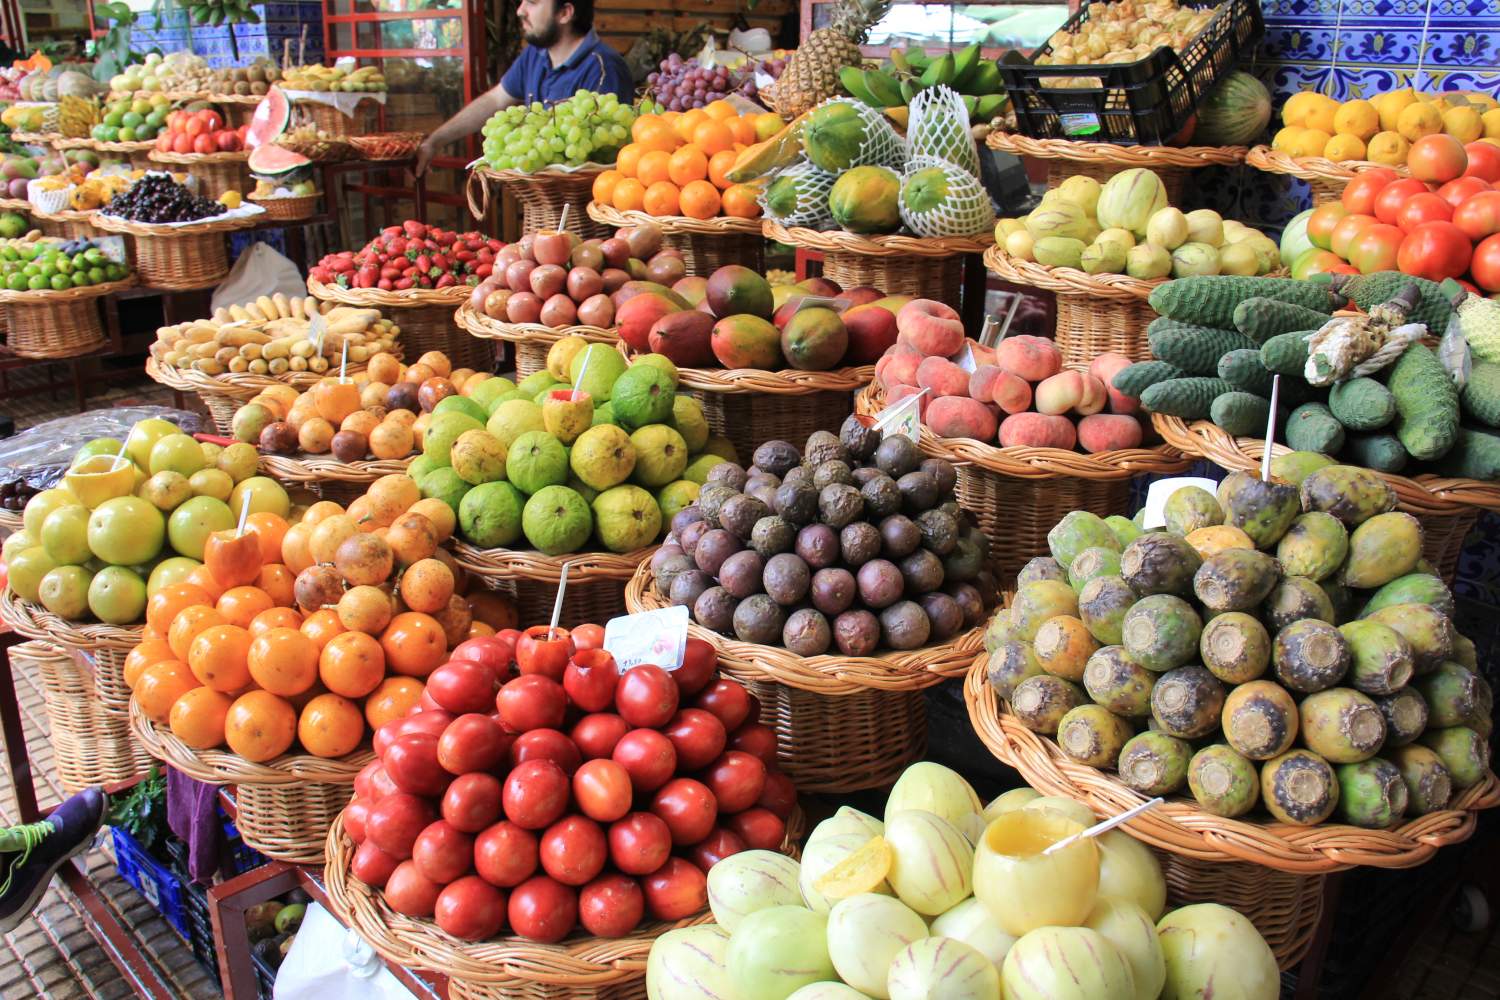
xmin=248 ymin=626 xmax=320 ymax=696
xmin=612 ymin=178 xmax=646 ymax=212
xmin=380 ymin=611 xmax=447 ymax=677
xmin=217 ymin=585 xmax=275 ymax=628
xmin=668 ymin=145 xmax=709 ymax=187
xmin=256 ymin=563 xmax=296 ymax=608
xmin=363 ymin=676 xmax=425 ymax=730
xmin=125 ymin=640 xmax=176 ymax=690
xmin=615 ymin=143 xmax=644 ymax=178
xmin=244 ymin=512 xmax=289 ymax=565
xmin=146 ymin=583 xmax=214 ymax=634
xmin=185 ymin=565 xmax=226 ymax=602
xmin=301 ymin=608 xmax=347 ymax=650
xmin=136 ymin=661 xmax=197 ymax=724
xmin=169 ymin=686 xmax=232 ymax=750
xmin=592 ymin=168 xmax=622 ymax=204
xmin=643 ymin=181 xmax=681 ymax=216
xmin=298 ymin=693 xmax=364 ymax=758
xmin=224 ymin=690 xmax=297 ymax=762
xmin=188 ymin=623 xmax=254 ymax=693
xmin=320 ymin=630 xmax=386 ymax=698
xmin=722 ymin=183 xmax=762 ymax=219
xmin=168 ymin=604 xmax=227 ymax=662
xmin=250 ymin=606 xmax=304 ymax=637
xmin=691 ymin=120 xmax=734 ymax=156
xmin=674 ymin=108 xmax=709 ymax=142
xmin=708 ymin=149 xmax=738 ymax=190
xmin=679 ymin=179 xmax=722 ymax=220
xmin=636 ymin=150 xmax=672 ymax=187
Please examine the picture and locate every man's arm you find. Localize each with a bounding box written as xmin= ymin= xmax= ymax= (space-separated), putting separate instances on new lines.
xmin=414 ymin=81 xmax=517 ymax=177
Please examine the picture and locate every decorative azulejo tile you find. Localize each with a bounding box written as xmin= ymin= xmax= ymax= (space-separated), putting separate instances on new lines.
xmin=1422 ymin=29 xmax=1500 ymax=66
xmin=1337 ymin=0 xmax=1432 ymax=17
xmin=1262 ymin=25 xmax=1339 ymax=61
xmin=1429 ymin=0 xmax=1500 ymax=18
xmin=1334 ymin=26 xmax=1427 ymax=65
xmin=1260 ymin=0 xmax=1341 ymax=20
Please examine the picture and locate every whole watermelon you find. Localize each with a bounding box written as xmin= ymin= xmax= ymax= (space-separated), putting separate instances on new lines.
xmin=1194 ymin=71 xmax=1273 ymax=146
xmin=829 ymin=165 xmax=901 ymax=234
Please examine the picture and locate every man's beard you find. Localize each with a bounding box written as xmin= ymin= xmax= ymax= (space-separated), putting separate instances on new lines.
xmin=524 ymin=20 xmax=561 ymax=47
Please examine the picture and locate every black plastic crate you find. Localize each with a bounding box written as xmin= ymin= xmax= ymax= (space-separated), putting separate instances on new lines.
xmin=251 ymin=950 xmax=278 ymax=1000
xmin=997 ymin=0 xmax=1264 ymax=145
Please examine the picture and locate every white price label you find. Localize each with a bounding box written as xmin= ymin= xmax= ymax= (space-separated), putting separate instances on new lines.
xmin=953 ymin=342 xmax=978 ymax=374
xmin=1139 ymin=476 xmax=1220 ymax=530
xmin=793 ymin=294 xmax=851 ymax=314
xmin=604 ymin=605 xmax=690 ymax=672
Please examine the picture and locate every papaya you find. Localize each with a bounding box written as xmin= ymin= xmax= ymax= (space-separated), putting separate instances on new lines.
xmin=829 ymin=165 xmax=901 ymax=235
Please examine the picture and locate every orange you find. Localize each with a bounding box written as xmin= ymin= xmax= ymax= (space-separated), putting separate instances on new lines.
xmin=169 ymin=686 xmax=232 ymax=750
xmin=141 ymin=624 xmax=168 ymax=645
xmin=250 ymin=606 xmax=304 ymax=637
xmin=168 ymin=604 xmax=227 ymax=661
xmin=136 ymin=660 xmax=197 ymax=724
xmin=729 ymin=116 xmax=758 ymax=146
xmin=380 ymin=611 xmax=447 ymax=677
xmin=643 ymin=181 xmax=681 ymax=216
xmin=248 ymin=627 xmax=320 ymax=696
xmin=468 ymin=621 xmax=497 ymax=639
xmin=468 ymin=590 xmax=519 ymax=631
xmin=691 ymin=119 xmax=734 ymax=156
xmin=630 ymin=113 xmax=661 ymax=143
xmin=280 ymin=523 xmax=313 ymax=574
xmin=320 ymin=630 xmax=386 ymax=698
xmin=125 ymin=640 xmax=176 ymax=690
xmin=244 ymin=512 xmax=289 ymax=565
xmin=298 ymin=693 xmax=365 ymax=758
xmin=674 ymin=108 xmax=709 ymax=142
xmin=612 ymin=178 xmax=646 ymax=212
xmin=708 ymin=149 xmax=738 ymax=189
xmin=668 ymin=145 xmax=709 ymax=186
xmin=615 ymin=143 xmax=644 ymax=179
xmin=636 ymin=150 xmax=672 ymax=187
xmin=224 ymin=690 xmax=297 ymax=762
xmin=363 ymin=676 xmax=424 ymax=730
xmin=301 ymin=608 xmax=347 ymax=650
xmin=146 ymin=583 xmax=214 ymax=634
xmin=185 ymin=565 xmax=226 ymax=603
xmin=592 ymin=168 xmax=622 ymax=204
xmin=679 ymin=179 xmax=722 ymax=220
xmin=635 ymin=119 xmax=678 ymax=154
xmin=705 ymin=99 xmax=738 ymax=121
xmin=722 ymin=183 xmax=762 ymax=219
xmin=188 ymin=623 xmax=253 ymax=692
xmin=256 ymin=564 xmax=296 ymax=608
xmin=217 ymin=585 xmax=275 ymax=629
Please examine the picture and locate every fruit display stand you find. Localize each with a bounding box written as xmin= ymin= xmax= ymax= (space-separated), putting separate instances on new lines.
xmin=761 ymin=221 xmax=989 ymax=313
xmin=209 ymin=92 xmax=262 ymax=130
xmin=347 ymin=133 xmax=425 ymax=164
xmin=455 ymin=302 xmax=618 ymax=380
xmin=129 ymin=698 xmax=372 ymax=865
xmin=1245 ymin=145 xmax=1408 ymax=206
xmin=449 ymin=545 xmax=650 ymax=628
xmin=963 ymin=655 xmax=1500 ymax=969
xmin=626 ymin=563 xmax=981 ymax=793
xmin=586 ymin=200 xmax=764 ymax=274
xmin=855 ymin=384 xmax=1188 ymax=588
xmin=90 ymin=211 xmax=261 ymax=290
xmin=468 ymin=165 xmax=611 ymax=241
xmin=286 ymin=93 xmax=381 ymax=140
xmin=1151 ymin=413 xmax=1500 ymax=582
xmin=146 ymin=149 xmax=252 ymax=201
xmin=982 ymin=244 xmax=1162 ymax=368
xmin=145 ymin=356 xmax=374 ymax=436
xmin=0 ymin=276 xmax=134 ymax=359
xmin=306 ymin=276 xmax=491 ymax=372
xmin=985 ymin=132 xmax=1250 ymax=205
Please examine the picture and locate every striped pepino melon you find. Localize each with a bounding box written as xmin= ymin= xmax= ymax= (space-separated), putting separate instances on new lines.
xmin=1193 ymin=71 xmax=1273 ymax=146
xmin=1096 ymin=168 xmax=1169 ymax=240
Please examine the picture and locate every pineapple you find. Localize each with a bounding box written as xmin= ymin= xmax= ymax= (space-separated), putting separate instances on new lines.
xmin=767 ymin=0 xmax=891 ymax=118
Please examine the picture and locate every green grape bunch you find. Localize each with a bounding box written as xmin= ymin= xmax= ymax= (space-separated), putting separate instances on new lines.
xmin=480 ymin=91 xmax=637 ymax=173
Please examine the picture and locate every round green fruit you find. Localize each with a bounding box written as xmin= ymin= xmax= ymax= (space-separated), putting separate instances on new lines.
xmin=522 ymin=485 xmax=592 ymax=555
xmin=140 ymin=470 xmax=192 ymax=510
xmin=486 ymin=399 xmax=546 ymax=452
xmin=88 ymin=565 xmax=147 ymax=624
xmin=166 ymin=495 xmax=234 ymax=560
xmin=88 ymin=496 xmax=166 ymax=566
xmin=189 ymin=468 xmax=234 ymax=502
xmin=73 ymin=437 xmax=124 ymax=465
xmin=229 ymin=477 xmax=290 ymax=519
xmin=41 ymin=505 xmax=93 ymax=566
xmin=23 ymin=487 xmax=80 ymax=537
xmin=125 ymin=417 xmax=179 ymax=470
xmin=419 ymin=467 xmax=472 ymax=513
xmin=569 ymin=343 xmax=628 ymax=401
xmin=38 ymin=565 xmax=93 ymax=620
xmin=507 ymin=431 xmax=569 ymax=496
xmin=458 ymin=481 xmax=525 ymax=548
xmin=216 ymin=441 xmax=260 ymax=483
xmin=147 ymin=555 xmax=201 ymax=596
xmin=593 ymin=485 xmax=663 ymax=553
xmin=656 ymin=480 xmax=701 ymax=524
xmin=8 ymin=547 xmax=58 ymax=602
xmin=629 ymin=425 xmax=689 ymax=488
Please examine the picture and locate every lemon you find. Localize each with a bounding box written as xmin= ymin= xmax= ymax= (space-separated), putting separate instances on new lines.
xmin=1375 ymin=89 xmax=1419 ymax=132
xmin=813 ymin=836 xmax=894 ymax=901
xmin=1289 ymin=128 xmax=1334 ymax=159
xmin=1398 ymin=101 xmax=1443 ymax=142
xmin=1272 ymin=125 xmax=1305 ymax=152
xmin=1333 ymin=99 xmax=1380 ymax=141
xmin=1443 ymin=105 xmax=1484 ymax=143
xmin=1282 ymin=91 xmax=1324 ymax=128
xmin=1484 ymin=109 xmax=1500 ymax=139
xmin=1324 ymin=133 xmax=1368 ymax=162
xmin=1366 ymin=130 xmax=1410 ymax=165
xmin=218 ymin=190 xmax=243 ymax=209
xmin=1303 ymin=95 xmax=1339 ymax=135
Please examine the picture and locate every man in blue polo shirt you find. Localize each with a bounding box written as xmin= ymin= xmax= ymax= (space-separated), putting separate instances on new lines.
xmin=415 ymin=0 xmax=633 ymax=176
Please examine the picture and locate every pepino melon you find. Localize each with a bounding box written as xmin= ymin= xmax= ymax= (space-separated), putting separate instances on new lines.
xmin=1194 ymin=72 xmax=1273 ymax=146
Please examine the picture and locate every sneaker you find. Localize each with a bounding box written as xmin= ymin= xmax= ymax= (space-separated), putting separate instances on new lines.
xmin=0 ymin=787 xmax=107 ymax=935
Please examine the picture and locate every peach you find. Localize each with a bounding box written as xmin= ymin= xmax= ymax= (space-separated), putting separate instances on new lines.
xmin=1077 ymin=414 xmax=1143 ymax=453
xmin=916 ymin=356 xmax=969 ymax=397
xmin=926 ymin=396 xmax=998 ymax=442
xmin=896 ymin=299 xmax=965 ymax=357
xmin=1088 ymin=352 xmax=1138 ymax=414
xmin=886 ymin=384 xmax=929 ymax=418
xmin=969 ymin=365 xmax=1033 ymax=414
xmin=1035 ymin=371 xmax=1087 ymax=415
xmin=1076 ymin=374 xmax=1108 ymax=416
xmin=879 ymin=343 xmax=922 ymax=389
xmin=999 ymin=412 xmax=1077 ymax=450
xmin=996 ymin=335 xmax=1062 ymax=382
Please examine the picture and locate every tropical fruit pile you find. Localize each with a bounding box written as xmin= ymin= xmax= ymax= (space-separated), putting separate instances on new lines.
xmin=1273 ymin=89 xmax=1500 ymax=165
xmin=107 ymin=53 xmax=213 ymax=96
xmin=1034 ymin=0 xmax=1221 ymax=71
xmin=100 ymin=173 xmax=226 ymax=224
xmin=151 ymin=294 xmax=399 ymax=376
xmin=998 ymin=168 xmax=1282 ymax=278
xmin=653 ymin=420 xmax=993 ymax=655
xmin=647 ymin=761 xmax=1281 ymax=1000
xmin=1 ymin=149 xmax=99 ymax=201
xmin=841 ymin=41 xmax=1010 ymax=124
xmin=760 ymin=0 xmax=890 ymax=119
xmin=619 ymin=265 xmax=902 ymax=371
xmin=125 ymin=473 xmax=499 ymax=760
xmin=152 ymin=105 xmax=249 ymax=155
xmin=5 ymin=417 xmax=291 ymax=626
xmin=415 ymin=344 xmax=730 ymax=555
xmin=590 ymin=103 xmax=770 ymax=221
xmin=278 ymin=63 xmax=386 ymax=93
xmin=206 ymin=59 xmax=282 ymax=97
xmin=88 ymin=94 xmax=175 ymax=144
xmin=1122 ymin=272 xmax=1500 ymax=479
xmin=988 ymin=473 xmax=1492 ymax=827
xmin=0 ymin=238 xmax=130 ymax=291
xmin=874 ymin=299 xmax=1147 ymax=453
xmin=308 ymin=221 xmax=505 ymax=293
xmin=343 ymin=630 xmax=798 ymax=942
xmin=479 ymin=90 xmax=635 ymax=174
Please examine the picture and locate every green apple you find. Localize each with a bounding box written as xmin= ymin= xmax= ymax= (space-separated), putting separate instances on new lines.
xmin=140 ymin=470 xmax=192 ymax=510
xmin=7 ymin=547 xmax=57 ymax=602
xmin=149 ymin=432 xmax=208 ymax=477
xmin=167 ymin=495 xmax=233 ymax=560
xmin=147 ymin=555 xmax=201 ymax=596
xmin=217 ymin=442 xmax=259 ymax=483
xmin=40 ymin=505 xmax=92 ymax=565
xmin=88 ymin=565 xmax=147 ymax=624
xmin=229 ymin=476 xmax=289 ymax=519
xmin=189 ymin=468 xmax=234 ymax=502
xmin=87 ymin=496 xmax=166 ymax=566
xmin=38 ymin=565 xmax=92 ymax=619
xmin=22 ymin=487 xmax=79 ymax=536
xmin=125 ymin=417 xmax=179 ymax=470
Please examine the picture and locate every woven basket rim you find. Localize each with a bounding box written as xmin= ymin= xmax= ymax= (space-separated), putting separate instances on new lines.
xmin=207 ymin=92 xmax=264 ymax=104
xmin=307 ymin=275 xmax=472 ymax=308
xmin=455 ymin=304 xmax=617 ymax=345
xmin=248 ymin=192 xmax=321 ymax=205
xmin=145 ymin=355 xmax=362 ymax=397
xmin=856 ymin=385 xmax=1188 ymax=479
xmin=0 ymin=197 xmax=30 ymax=211
xmin=983 ymin=245 xmax=1162 ymax=302
xmin=626 ymin=563 xmax=982 ymax=693
xmin=0 ymin=276 xmax=134 ymax=303
xmin=449 ymin=541 xmax=653 ymax=583
xmin=0 ymin=509 xmax=21 ymax=531
xmin=1 ymin=588 xmax=141 ymax=650
xmin=147 ymin=148 xmax=251 ymax=164
xmin=473 ymin=164 xmax=607 ymax=182
xmin=91 ymin=211 xmax=262 ymax=235
xmin=259 ymin=452 xmax=413 ymax=483
xmin=11 ymin=132 xmax=61 ymax=144
xmin=28 ymin=206 xmax=102 ymax=222
xmin=1246 ymin=144 xmax=1411 ymax=182
xmin=669 ymin=362 xmax=875 ymax=394
xmin=51 ymin=137 xmax=155 ymax=151
xmin=986 ymin=132 xmax=1250 ymax=166
xmin=1151 ymin=412 xmax=1500 ymax=513
xmin=963 ymin=654 xmax=1500 ymax=871
xmin=764 ymin=219 xmax=993 ymax=258
xmin=129 ymin=698 xmax=372 ymax=784
xmin=587 ymin=199 xmax=764 ymax=235
xmin=112 ymin=89 xmax=210 ymax=102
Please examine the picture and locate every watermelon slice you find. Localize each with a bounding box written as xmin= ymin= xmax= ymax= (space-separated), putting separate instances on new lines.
xmin=248 ymin=143 xmax=311 ymax=180
xmin=245 ymin=85 xmax=291 ymax=150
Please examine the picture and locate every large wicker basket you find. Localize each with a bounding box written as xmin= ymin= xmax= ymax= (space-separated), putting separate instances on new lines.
xmin=258 ymin=453 xmax=415 ymax=505
xmin=468 ymin=166 xmax=609 ymax=239
xmin=299 ymin=98 xmax=378 ymax=139
xmin=91 ymin=212 xmax=260 ymax=289
xmin=964 ymin=654 xmax=1499 ymax=968
xmin=587 ymin=200 xmax=765 ymax=274
xmin=53 ymin=136 xmax=157 ymax=169
xmin=455 ymin=303 xmax=617 ymax=380
xmin=129 ymin=698 xmax=370 ymax=864
xmin=857 ymin=385 xmax=1187 ymax=589
xmin=763 ymin=221 xmax=990 ymax=312
xmin=1 ymin=588 xmax=140 ymax=714
xmin=985 ymin=132 xmax=1249 ymax=205
xmin=1246 ymin=145 xmax=1405 ymax=206
xmin=449 ymin=544 xmax=651 ymax=629
xmin=1152 ymin=413 xmax=1500 ymax=582
xmin=147 ymin=149 xmax=252 ymax=200
xmin=306 ymin=276 xmax=491 ymax=372
xmin=0 ymin=277 xmax=133 ymax=359
xmin=145 ymin=356 xmax=375 ymax=436
xmin=627 ymin=563 xmax=982 ymax=792
xmin=30 ymin=206 xmax=108 ymax=242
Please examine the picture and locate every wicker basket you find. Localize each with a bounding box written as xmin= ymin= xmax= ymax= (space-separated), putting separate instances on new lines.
xmin=627 ymin=563 xmax=981 ymax=792
xmin=13 ymin=640 xmax=151 ymax=794
xmin=0 ymin=277 xmax=133 ymax=359
xmin=1 ymin=588 xmax=139 ymax=714
xmin=985 ymin=132 xmax=1249 ymax=205
xmin=147 ymin=149 xmax=252 ymax=200
xmin=857 ymin=385 xmax=1187 ymax=588
xmin=54 ymin=136 xmax=157 ymax=170
xmin=1246 ymin=145 xmax=1405 ymax=206
xmin=145 ymin=356 xmax=374 ymax=435
xmin=587 ymin=200 xmax=765 ymax=274
xmin=348 ymin=133 xmax=423 ymax=162
xmin=301 ymin=100 xmax=378 ymax=140
xmin=30 ymin=207 xmax=107 ymax=242
xmin=91 ymin=212 xmax=258 ymax=289
xmin=455 ymin=304 xmax=617 ymax=380
xmin=468 ymin=166 xmax=610 ymax=239
xmin=0 ymin=508 xmax=21 ymax=532
xmin=449 ymin=544 xmax=650 ymax=628
xmin=1152 ymin=413 xmax=1500 ymax=581
xmin=249 ymin=193 xmax=319 ymax=222
xmin=274 ymin=136 xmax=353 ymax=162
xmin=306 ymin=276 xmax=491 ymax=372
xmin=258 ymin=453 xmax=414 ymax=504
xmin=963 ymin=655 xmax=1499 ymax=967
xmin=761 ymin=221 xmax=990 ymax=312
xmin=129 ymin=698 xmax=369 ymax=864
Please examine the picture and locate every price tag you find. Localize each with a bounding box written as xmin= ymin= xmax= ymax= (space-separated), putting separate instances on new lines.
xmin=952 ymin=342 xmax=978 ymax=374
xmin=93 ymin=235 xmax=128 ymax=264
xmin=876 ymin=387 xmax=928 ymax=444
xmin=604 ymin=605 xmax=690 ymax=672
xmin=793 ymin=295 xmax=851 ymax=314
xmin=1139 ymin=476 xmax=1220 ymax=530
xmin=1060 ymin=112 xmax=1102 ymax=137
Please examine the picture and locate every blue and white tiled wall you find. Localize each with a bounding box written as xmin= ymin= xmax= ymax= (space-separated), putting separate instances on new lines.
xmin=130 ymin=1 xmax=325 ymax=70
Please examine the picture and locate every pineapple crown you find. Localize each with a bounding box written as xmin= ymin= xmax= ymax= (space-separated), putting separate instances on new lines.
xmin=829 ymin=0 xmax=892 ymax=43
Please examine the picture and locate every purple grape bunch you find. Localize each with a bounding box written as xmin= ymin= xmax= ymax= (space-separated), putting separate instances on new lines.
xmin=646 ymin=53 xmax=760 ymax=111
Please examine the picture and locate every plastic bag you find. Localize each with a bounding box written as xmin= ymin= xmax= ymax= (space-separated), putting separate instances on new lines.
xmin=0 ymin=406 xmax=202 ymax=488
xmin=273 ymin=902 xmax=420 ymax=1000
xmin=212 ymin=242 xmax=307 ymax=314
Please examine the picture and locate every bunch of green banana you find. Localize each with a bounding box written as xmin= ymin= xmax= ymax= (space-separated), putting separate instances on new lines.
xmin=189 ymin=0 xmax=262 ymax=27
xmin=839 ymin=42 xmax=1010 ymax=123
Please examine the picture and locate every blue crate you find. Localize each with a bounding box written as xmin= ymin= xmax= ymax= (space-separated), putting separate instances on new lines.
xmin=111 ymin=826 xmax=188 ymax=938
xmin=222 ymin=818 xmax=268 ymax=876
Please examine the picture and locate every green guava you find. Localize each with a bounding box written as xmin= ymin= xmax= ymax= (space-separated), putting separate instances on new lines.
xmin=419 ymin=467 xmax=473 ymax=514
xmin=591 ymin=401 xmax=617 ymax=426
xmin=423 ymin=411 xmax=484 ymax=465
xmin=507 ymin=431 xmax=569 ymax=495
xmin=433 ymin=395 xmax=488 ymax=424
xmin=683 ymin=453 xmax=728 ymax=484
xmin=702 ymin=436 xmax=739 ymax=462
xmin=470 ymin=376 xmax=517 ymax=415
xmin=568 ymin=343 xmax=628 ymax=401
xmin=514 ymin=371 xmax=559 ymax=398
xmin=672 ymin=395 xmax=710 ymax=453
xmin=450 ymin=429 xmax=507 ymax=485
xmin=634 ymin=353 xmax=679 ymax=387
xmin=570 ymin=425 xmax=637 ymax=491
xmin=458 ymin=481 xmax=525 ymax=548
xmin=522 ymin=485 xmax=592 ymax=555
xmin=611 ymin=366 xmax=677 ymax=431
xmin=486 ymin=399 xmax=546 ymax=452
xmin=630 ymin=425 xmax=689 ymax=488
xmin=656 ymin=480 xmax=701 ymax=523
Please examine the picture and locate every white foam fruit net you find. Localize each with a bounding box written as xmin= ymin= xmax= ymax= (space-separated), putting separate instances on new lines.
xmin=907 ymin=85 xmax=980 ymax=179
xmin=899 ymin=155 xmax=996 ymax=239
xmin=760 ymin=160 xmax=838 ymax=229
xmin=806 ymin=97 xmax=909 ymax=173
